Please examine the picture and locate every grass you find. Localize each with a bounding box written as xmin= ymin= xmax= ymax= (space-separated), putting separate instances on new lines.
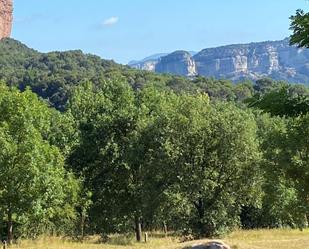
xmin=225 ymin=229 xmax=309 ymax=249
xmin=9 ymin=229 xmax=309 ymax=249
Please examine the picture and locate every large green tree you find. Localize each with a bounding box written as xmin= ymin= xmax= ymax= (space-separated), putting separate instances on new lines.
xmin=68 ymin=81 xmax=186 ymax=241
xmin=0 ymin=84 xmax=80 ymax=243
xmin=290 ymin=9 xmax=309 ymax=48
xmin=284 ymin=114 xmax=309 ymax=221
xmin=155 ymin=101 xmax=261 ymax=237
xmin=250 ymin=113 xmax=306 ymax=229
xmin=247 ymin=85 xmax=309 ymax=117
xmin=246 ymin=83 xmax=309 ymax=228
xmin=68 ymin=80 xmax=141 ymax=240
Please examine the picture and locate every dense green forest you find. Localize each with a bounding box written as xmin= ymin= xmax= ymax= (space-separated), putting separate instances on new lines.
xmin=0 ymin=38 xmax=265 ymax=110
xmin=1 ymin=35 xmax=309 ymax=244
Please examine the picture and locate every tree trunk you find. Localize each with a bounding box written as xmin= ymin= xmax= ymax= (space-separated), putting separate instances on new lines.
xmin=3 ymin=240 xmax=7 ymax=249
xmin=194 ymin=199 xmax=209 ymax=237
xmin=135 ymin=216 xmax=142 ymax=242
xmin=80 ymin=215 xmax=85 ymax=242
xmin=163 ymin=222 xmax=168 ymax=237
xmin=7 ymin=209 xmax=13 ymax=245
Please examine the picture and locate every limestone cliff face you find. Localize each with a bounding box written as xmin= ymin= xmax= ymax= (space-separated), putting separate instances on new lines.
xmin=155 ymin=51 xmax=197 ymax=77
xmin=130 ymin=59 xmax=158 ymax=72
xmin=129 ymin=53 xmax=168 ymax=72
xmin=0 ymin=0 xmax=13 ymax=39
xmin=193 ymin=39 xmax=288 ymax=80
xmin=129 ymin=39 xmax=309 ymax=83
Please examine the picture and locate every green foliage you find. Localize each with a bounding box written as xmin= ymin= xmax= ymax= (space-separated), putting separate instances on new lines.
xmin=0 ymin=38 xmax=120 ymax=110
xmin=0 ymin=39 xmax=258 ymax=111
xmin=284 ymin=114 xmax=309 ymax=208
xmin=1 ymin=38 xmax=309 ymax=241
xmin=252 ymin=114 xmax=306 ymax=228
xmin=156 ymin=102 xmax=261 ymax=237
xmin=290 ymin=9 xmax=309 ymax=48
xmin=244 ymin=82 xmax=309 ymax=229
xmin=247 ymin=84 xmax=309 ymax=116
xmin=68 ymin=80 xmax=138 ymax=234
xmin=0 ymin=84 xmax=80 ymax=240
xmin=67 ymin=81 xmax=263 ymax=238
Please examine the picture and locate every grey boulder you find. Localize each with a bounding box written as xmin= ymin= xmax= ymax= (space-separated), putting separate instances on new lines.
xmin=190 ymin=241 xmax=231 ymax=249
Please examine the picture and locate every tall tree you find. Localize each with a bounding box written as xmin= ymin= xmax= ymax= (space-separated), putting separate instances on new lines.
xmin=68 ymin=80 xmax=141 ymax=240
xmin=247 ymin=85 xmax=309 ymax=117
xmin=68 ymin=81 xmax=186 ymax=241
xmin=151 ymin=99 xmax=261 ymax=237
xmin=0 ymin=84 xmax=80 ymax=243
xmin=290 ymin=9 xmax=309 ymax=48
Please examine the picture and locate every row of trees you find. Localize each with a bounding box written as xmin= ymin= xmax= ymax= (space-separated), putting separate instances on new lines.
xmin=0 ymin=7 xmax=309 ymax=243
xmin=68 ymin=81 xmax=261 ymax=239
xmin=68 ymin=80 xmax=309 ymax=239
xmin=0 ymin=84 xmax=80 ymax=243
xmin=1 ymin=78 xmax=309 ymax=243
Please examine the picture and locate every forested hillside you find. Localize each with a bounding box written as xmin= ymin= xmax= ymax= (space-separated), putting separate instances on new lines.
xmin=1 ymin=37 xmax=309 ymax=244
xmin=0 ymin=38 xmax=121 ymax=109
xmin=0 ymin=38 xmax=276 ymax=110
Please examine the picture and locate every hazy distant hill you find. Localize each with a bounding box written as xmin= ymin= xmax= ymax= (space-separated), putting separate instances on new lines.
xmin=129 ymin=51 xmax=197 ymax=72
xmin=129 ymin=38 xmax=309 ymax=84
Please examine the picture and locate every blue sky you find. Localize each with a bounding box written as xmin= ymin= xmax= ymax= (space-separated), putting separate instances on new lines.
xmin=12 ymin=0 xmax=309 ymax=64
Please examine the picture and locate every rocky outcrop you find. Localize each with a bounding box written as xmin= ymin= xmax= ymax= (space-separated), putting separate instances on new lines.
xmin=155 ymin=51 xmax=197 ymax=77
xmin=129 ymin=53 xmax=168 ymax=71
xmin=128 ymin=38 xmax=309 ymax=83
xmin=193 ymin=39 xmax=292 ymax=81
xmin=131 ymin=59 xmax=158 ymax=71
xmin=0 ymin=0 xmax=13 ymax=39
xmin=189 ymin=241 xmax=231 ymax=249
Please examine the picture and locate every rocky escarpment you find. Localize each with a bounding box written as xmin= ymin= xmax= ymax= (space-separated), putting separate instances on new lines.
xmin=129 ymin=38 xmax=309 ymax=84
xmin=128 ymin=53 xmax=168 ymax=71
xmin=155 ymin=51 xmax=197 ymax=77
xmin=189 ymin=241 xmax=231 ymax=249
xmin=0 ymin=0 xmax=13 ymax=39
xmin=193 ymin=39 xmax=299 ymax=81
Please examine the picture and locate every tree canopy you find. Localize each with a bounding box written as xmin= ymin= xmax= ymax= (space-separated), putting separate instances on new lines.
xmin=1 ymin=37 xmax=309 ymax=242
xmin=290 ymin=9 xmax=309 ymax=48
xmin=0 ymin=84 xmax=80 ymax=242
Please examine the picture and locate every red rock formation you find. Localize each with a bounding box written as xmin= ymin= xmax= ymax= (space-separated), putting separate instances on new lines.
xmin=0 ymin=0 xmax=13 ymax=39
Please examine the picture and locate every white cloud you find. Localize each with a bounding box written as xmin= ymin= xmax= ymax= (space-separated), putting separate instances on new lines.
xmin=102 ymin=16 xmax=119 ymax=26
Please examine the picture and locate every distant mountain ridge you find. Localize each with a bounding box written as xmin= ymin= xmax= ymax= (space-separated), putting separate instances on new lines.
xmin=129 ymin=51 xmax=197 ymax=72
xmin=128 ymin=38 xmax=309 ymax=83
